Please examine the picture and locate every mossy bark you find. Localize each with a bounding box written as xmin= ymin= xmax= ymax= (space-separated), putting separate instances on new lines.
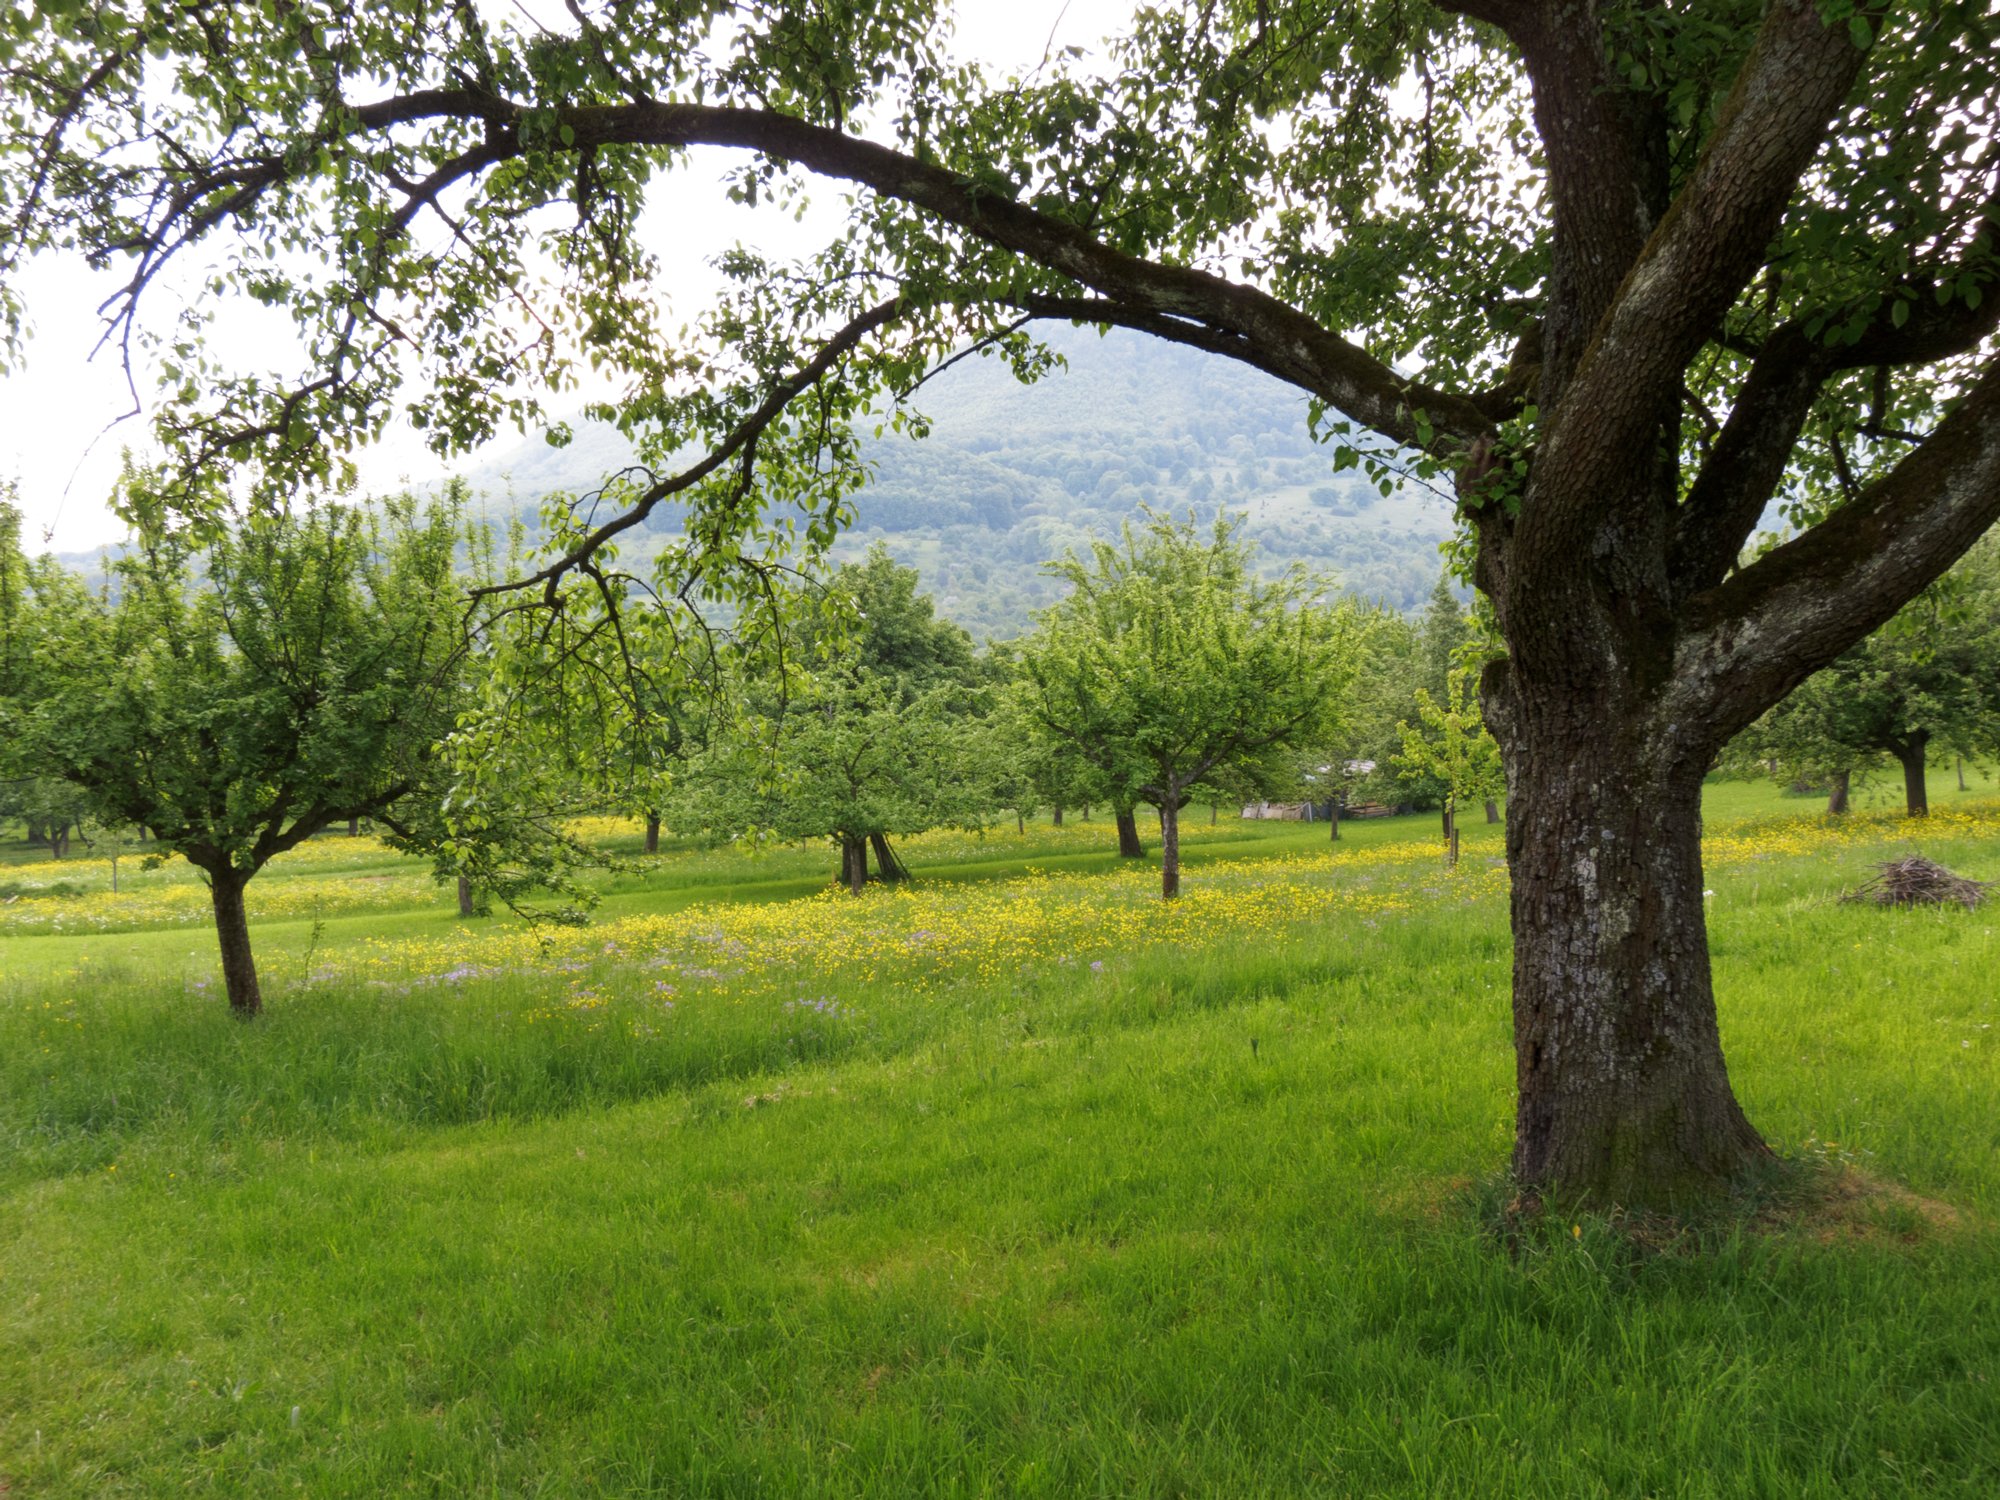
xmin=1501 ymin=724 xmax=1769 ymax=1208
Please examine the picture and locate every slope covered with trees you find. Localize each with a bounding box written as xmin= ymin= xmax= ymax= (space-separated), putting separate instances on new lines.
xmin=463 ymin=326 xmax=1450 ymax=638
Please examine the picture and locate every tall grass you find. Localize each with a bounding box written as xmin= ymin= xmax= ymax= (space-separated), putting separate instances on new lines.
xmin=2 ymin=794 xmax=1998 ymax=1495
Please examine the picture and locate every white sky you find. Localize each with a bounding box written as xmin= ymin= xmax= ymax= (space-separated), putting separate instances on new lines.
xmin=0 ymin=0 xmax=1138 ymax=551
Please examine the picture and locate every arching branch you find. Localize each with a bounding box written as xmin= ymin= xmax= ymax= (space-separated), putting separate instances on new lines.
xmin=1675 ymin=349 xmax=2000 ymax=739
xmin=472 ymin=295 xmax=902 ymax=601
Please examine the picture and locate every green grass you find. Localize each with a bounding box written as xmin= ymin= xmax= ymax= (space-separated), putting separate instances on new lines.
xmin=3 ymin=786 xmax=1999 ymax=1495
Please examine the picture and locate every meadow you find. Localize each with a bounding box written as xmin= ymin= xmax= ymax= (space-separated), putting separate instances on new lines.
xmin=3 ymin=775 xmax=1999 ymax=1496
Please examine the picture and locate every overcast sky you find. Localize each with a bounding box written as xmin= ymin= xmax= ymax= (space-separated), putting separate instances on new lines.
xmin=1 ymin=0 xmax=1137 ymax=552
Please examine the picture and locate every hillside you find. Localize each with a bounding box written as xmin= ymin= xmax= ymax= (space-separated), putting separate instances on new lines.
xmin=467 ymin=326 xmax=1457 ymax=638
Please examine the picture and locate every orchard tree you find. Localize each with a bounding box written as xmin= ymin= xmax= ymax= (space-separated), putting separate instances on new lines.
xmin=7 ymin=0 xmax=2000 ymax=1203
xmin=757 ymin=674 xmax=995 ymax=890
xmin=1309 ymin=603 xmax=1421 ymax=838
xmin=1731 ymin=538 xmax=2000 ymax=815
xmin=7 ymin=492 xmax=470 ymax=1016
xmin=1414 ymin=575 xmax=1504 ymax=826
xmin=1019 ymin=513 xmax=1356 ymax=898
xmin=678 ymin=549 xmax=996 ymax=887
xmin=1395 ymin=667 xmax=1505 ymax=867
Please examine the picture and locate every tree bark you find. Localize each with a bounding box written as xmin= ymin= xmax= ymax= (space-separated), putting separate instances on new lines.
xmin=1329 ymin=800 xmax=1340 ymax=842
xmin=348 ymin=817 xmax=360 ymax=837
xmin=1115 ymin=806 xmax=1145 ymax=858
xmin=1160 ymin=794 xmax=1182 ymax=899
xmin=841 ymin=835 xmax=867 ymax=894
xmin=1485 ymin=798 xmax=1501 ymax=825
xmin=645 ymin=812 xmax=661 ymax=855
xmin=49 ymin=824 xmax=69 ymax=859
xmin=457 ymin=873 xmax=475 ymax=917
xmin=1210 ymin=802 xmax=1218 ymax=825
xmin=869 ymin=832 xmax=907 ymax=883
xmin=1497 ymin=695 xmax=1769 ymax=1208
xmin=1052 ymin=805 xmax=1063 ymax=827
xmin=1957 ymin=757 xmax=1967 ymax=792
xmin=1826 ymin=768 xmax=1850 ymax=816
xmin=1897 ymin=738 xmax=1930 ymax=817
xmin=1017 ymin=810 xmax=1025 ymax=834
xmin=209 ymin=869 xmax=263 ymax=1018
xmin=1444 ymin=803 xmax=1460 ymax=869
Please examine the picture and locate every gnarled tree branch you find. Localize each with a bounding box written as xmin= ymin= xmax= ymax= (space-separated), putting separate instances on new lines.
xmin=1675 ymin=349 xmax=2000 ymax=740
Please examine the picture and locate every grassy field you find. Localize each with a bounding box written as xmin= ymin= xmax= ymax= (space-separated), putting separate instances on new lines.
xmin=3 ymin=776 xmax=1999 ymax=1495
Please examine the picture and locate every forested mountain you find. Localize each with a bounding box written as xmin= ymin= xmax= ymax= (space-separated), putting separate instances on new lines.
xmin=467 ymin=326 xmax=1454 ymax=638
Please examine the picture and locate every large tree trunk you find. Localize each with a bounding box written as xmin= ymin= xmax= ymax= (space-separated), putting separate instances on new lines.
xmin=1497 ymin=705 xmax=1769 ymax=1208
xmin=1114 ymin=806 xmax=1145 ymax=859
xmin=1485 ymin=798 xmax=1501 ymax=825
xmin=645 ymin=812 xmax=661 ymax=855
xmin=1160 ymin=795 xmax=1182 ymax=899
xmin=209 ymin=869 xmax=262 ymax=1018
xmin=1052 ymin=805 xmax=1063 ymax=827
xmin=457 ymin=873 xmax=475 ymax=917
xmin=49 ymin=823 xmax=69 ymax=859
xmin=347 ymin=817 xmax=359 ymax=837
xmin=1897 ymin=738 xmax=1930 ymax=817
xmin=840 ymin=835 xmax=867 ymax=894
xmin=1826 ymin=769 xmax=1851 ymax=815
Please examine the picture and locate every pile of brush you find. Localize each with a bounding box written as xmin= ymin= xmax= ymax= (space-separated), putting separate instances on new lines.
xmin=1843 ymin=855 xmax=1990 ymax=910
